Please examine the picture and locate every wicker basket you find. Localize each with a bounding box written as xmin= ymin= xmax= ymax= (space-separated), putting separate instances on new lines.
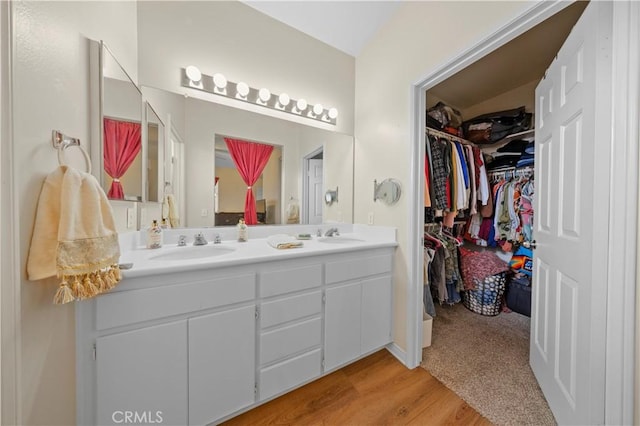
xmin=462 ymin=272 xmax=507 ymax=316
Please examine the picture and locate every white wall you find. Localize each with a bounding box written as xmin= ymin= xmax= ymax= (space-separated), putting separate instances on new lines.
xmin=137 ymin=1 xmax=355 ymax=136
xmin=354 ymin=1 xmax=536 ymax=352
xmin=11 ymin=2 xmax=138 ymax=424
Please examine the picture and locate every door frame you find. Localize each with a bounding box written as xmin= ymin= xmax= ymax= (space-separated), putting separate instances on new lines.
xmin=407 ymin=1 xmax=638 ymax=423
xmin=1 ymin=1 xmax=19 ymax=424
xmin=302 ymin=146 xmax=323 ymax=224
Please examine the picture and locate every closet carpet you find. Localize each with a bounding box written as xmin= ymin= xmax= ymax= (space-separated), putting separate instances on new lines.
xmin=421 ymin=303 xmax=556 ymax=426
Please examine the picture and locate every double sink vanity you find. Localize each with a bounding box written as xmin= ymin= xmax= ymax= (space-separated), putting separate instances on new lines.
xmin=76 ymin=224 xmax=397 ymax=425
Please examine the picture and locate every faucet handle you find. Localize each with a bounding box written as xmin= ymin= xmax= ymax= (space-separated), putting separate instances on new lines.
xmin=317 ymin=228 xmax=322 ymax=237
xmin=214 ymin=234 xmax=221 ymax=244
xmin=177 ymin=235 xmax=187 ymax=246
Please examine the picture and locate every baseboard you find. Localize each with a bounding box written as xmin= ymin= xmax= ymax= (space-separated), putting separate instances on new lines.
xmin=385 ymin=342 xmax=409 ymax=367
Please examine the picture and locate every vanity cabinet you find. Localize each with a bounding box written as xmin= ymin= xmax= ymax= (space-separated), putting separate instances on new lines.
xmin=189 ymin=306 xmax=256 ymax=426
xmin=324 ymin=255 xmax=393 ymax=371
xmin=258 ymin=264 xmax=323 ymax=400
xmin=96 ymin=321 xmax=188 ymax=425
xmin=78 ymin=247 xmax=394 ymax=426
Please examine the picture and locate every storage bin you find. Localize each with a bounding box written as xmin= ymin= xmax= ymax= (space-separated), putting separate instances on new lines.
xmin=422 ymin=314 xmax=433 ymax=348
xmin=506 ymin=276 xmax=532 ymax=317
xmin=462 ymin=272 xmax=507 ymax=316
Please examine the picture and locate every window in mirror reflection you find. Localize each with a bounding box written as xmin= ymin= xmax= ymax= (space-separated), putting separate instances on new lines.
xmin=214 ymin=135 xmax=282 ymax=226
xmin=103 ymin=117 xmax=142 ymax=200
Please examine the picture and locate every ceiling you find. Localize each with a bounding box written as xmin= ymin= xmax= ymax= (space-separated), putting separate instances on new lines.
xmin=428 ymin=1 xmax=588 ymax=109
xmin=242 ymin=1 xmax=401 ymax=57
xmin=241 ymin=1 xmax=587 ymax=109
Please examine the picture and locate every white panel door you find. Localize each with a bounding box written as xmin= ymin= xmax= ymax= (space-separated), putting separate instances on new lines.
xmin=531 ymin=2 xmax=611 ymax=424
xmin=308 ymin=158 xmax=323 ymax=224
xmin=96 ymin=321 xmax=188 ymax=426
xmin=324 ymin=282 xmax=361 ymax=371
xmin=188 ymin=306 xmax=255 ymax=426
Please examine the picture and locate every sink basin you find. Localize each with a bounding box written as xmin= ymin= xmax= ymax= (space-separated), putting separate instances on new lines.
xmin=149 ymin=245 xmax=236 ymax=261
xmin=317 ymin=236 xmax=365 ymax=244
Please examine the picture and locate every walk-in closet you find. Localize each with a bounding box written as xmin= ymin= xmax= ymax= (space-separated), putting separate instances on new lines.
xmin=419 ymin=2 xmax=587 ymax=424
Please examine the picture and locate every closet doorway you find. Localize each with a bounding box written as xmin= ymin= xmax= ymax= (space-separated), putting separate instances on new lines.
xmin=410 ymin=1 xmax=638 ymax=425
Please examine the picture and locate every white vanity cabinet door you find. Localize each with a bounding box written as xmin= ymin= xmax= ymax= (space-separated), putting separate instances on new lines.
xmin=188 ymin=305 xmax=256 ymax=426
xmin=361 ymin=275 xmax=393 ymax=354
xmin=96 ymin=321 xmax=188 ymax=426
xmin=324 ymin=282 xmax=362 ymax=371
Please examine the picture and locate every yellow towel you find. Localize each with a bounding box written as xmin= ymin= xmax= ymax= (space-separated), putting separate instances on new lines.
xmin=27 ymin=166 xmax=121 ymax=304
xmin=167 ymin=194 xmax=180 ymax=228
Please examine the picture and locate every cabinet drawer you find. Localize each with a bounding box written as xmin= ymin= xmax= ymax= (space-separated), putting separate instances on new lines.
xmin=260 ymin=264 xmax=322 ymax=297
xmin=96 ymin=273 xmax=255 ymax=330
xmin=259 ymin=349 xmax=322 ymax=401
xmin=325 ymin=254 xmax=392 ymax=284
xmin=260 ymin=317 xmax=321 ymax=365
xmin=261 ymin=291 xmax=322 ymax=329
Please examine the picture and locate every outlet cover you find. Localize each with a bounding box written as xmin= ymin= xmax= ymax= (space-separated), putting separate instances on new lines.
xmin=367 ymin=212 xmax=374 ymax=225
xmin=201 ymin=208 xmax=208 ymax=217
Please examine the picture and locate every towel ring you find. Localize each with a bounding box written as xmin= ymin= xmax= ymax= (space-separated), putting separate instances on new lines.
xmin=53 ymin=130 xmax=92 ymax=174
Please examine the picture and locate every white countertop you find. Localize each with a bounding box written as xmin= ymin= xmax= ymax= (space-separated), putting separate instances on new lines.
xmin=119 ymin=225 xmax=397 ymax=279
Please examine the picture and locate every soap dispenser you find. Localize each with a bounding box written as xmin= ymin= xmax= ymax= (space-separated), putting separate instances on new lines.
xmin=237 ymin=218 xmax=248 ymax=242
xmin=147 ymin=219 xmax=163 ymax=249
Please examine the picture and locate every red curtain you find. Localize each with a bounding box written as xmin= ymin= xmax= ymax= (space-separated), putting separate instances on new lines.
xmin=103 ymin=118 xmax=142 ymax=199
xmin=224 ymin=138 xmax=274 ymax=225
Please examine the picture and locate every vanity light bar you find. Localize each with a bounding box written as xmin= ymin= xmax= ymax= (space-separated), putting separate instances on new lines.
xmin=181 ymin=66 xmax=338 ymax=125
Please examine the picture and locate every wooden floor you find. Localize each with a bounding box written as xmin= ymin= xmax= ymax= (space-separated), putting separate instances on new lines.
xmin=224 ymin=350 xmax=492 ymax=425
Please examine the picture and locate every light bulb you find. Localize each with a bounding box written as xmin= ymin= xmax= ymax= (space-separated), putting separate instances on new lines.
xmin=236 ymin=82 xmax=249 ymax=97
xmin=278 ymin=93 xmax=290 ymax=107
xmin=258 ymin=88 xmax=271 ymax=102
xmin=313 ymin=103 xmax=324 ymax=115
xmin=213 ymin=73 xmax=227 ymax=89
xmin=296 ymin=98 xmax=308 ymax=111
xmin=185 ymin=65 xmax=202 ymax=83
xmin=328 ymin=108 xmax=339 ymax=119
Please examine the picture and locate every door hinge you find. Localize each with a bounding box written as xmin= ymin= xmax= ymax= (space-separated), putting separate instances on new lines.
xmin=92 ymin=343 xmax=97 ymax=361
xmin=321 ymin=358 xmax=325 ymax=370
xmin=254 ymin=383 xmax=258 ymax=397
xmin=322 ymin=293 xmax=326 ymax=304
xmin=255 ymin=306 xmax=260 ymax=320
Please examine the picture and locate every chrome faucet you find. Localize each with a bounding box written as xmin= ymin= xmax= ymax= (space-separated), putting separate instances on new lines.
xmin=213 ymin=234 xmax=222 ymax=244
xmin=177 ymin=235 xmax=187 ymax=247
xmin=324 ymin=227 xmax=340 ymax=237
xmin=193 ymin=233 xmax=208 ymax=246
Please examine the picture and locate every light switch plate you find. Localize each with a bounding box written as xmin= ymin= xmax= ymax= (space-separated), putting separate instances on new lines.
xmin=201 ymin=208 xmax=208 ymax=217
xmin=126 ymin=208 xmax=135 ymax=229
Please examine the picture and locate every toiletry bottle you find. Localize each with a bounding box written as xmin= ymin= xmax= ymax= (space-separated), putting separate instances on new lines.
xmin=147 ymin=220 xmax=163 ymax=249
xmin=237 ymin=218 xmax=248 ymax=242
xmin=160 ymin=218 xmax=169 ymax=229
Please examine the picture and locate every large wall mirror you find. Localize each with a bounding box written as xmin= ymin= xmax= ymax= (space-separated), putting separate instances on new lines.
xmin=89 ymin=40 xmax=164 ymax=204
xmin=141 ymin=85 xmax=354 ymax=228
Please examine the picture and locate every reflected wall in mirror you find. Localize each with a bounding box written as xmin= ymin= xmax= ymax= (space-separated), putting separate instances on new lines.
xmin=141 ymin=85 xmax=354 ymax=228
xmin=145 ymin=103 xmax=164 ymax=203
